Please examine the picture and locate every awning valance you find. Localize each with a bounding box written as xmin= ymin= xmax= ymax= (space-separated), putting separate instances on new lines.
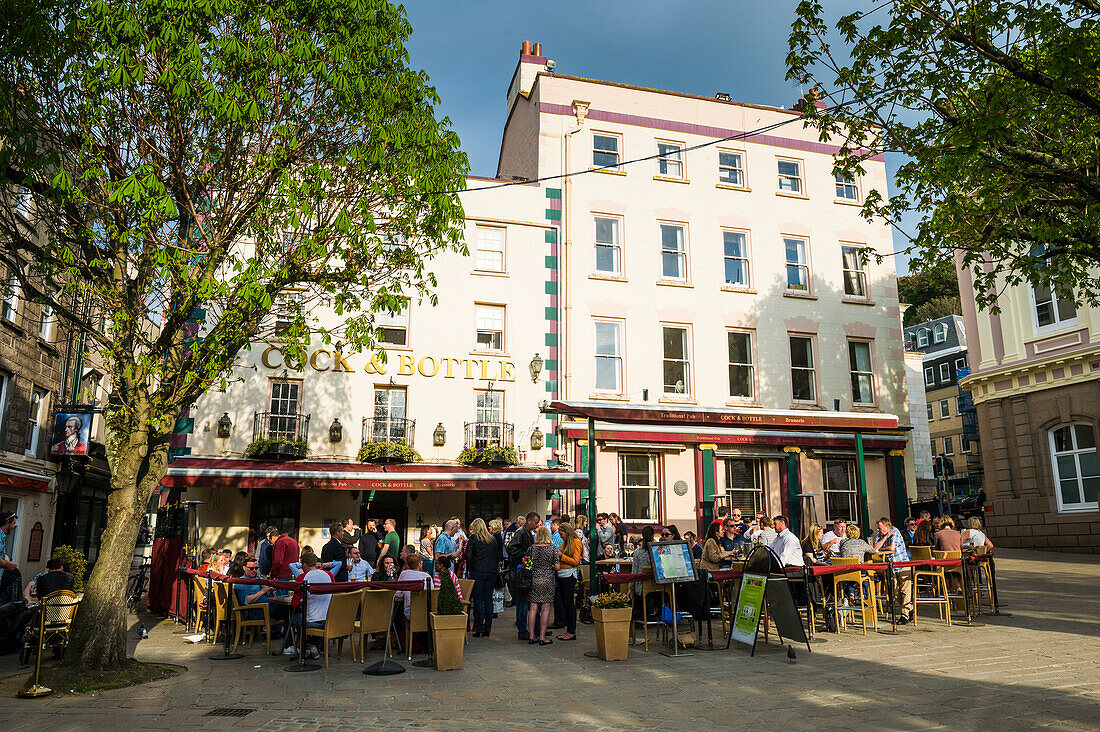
xmin=0 ymin=465 xmax=51 ymax=492
xmin=546 ymin=400 xmax=900 ymax=431
xmin=161 ymin=458 xmax=588 ymax=492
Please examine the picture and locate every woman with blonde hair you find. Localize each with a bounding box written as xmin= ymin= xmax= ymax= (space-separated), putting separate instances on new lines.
xmin=464 ymin=518 xmax=499 ymax=637
xmin=800 ymin=523 xmax=828 ymax=566
xmin=526 ymin=526 xmax=560 ymax=645
xmin=555 ymin=522 xmax=582 ymax=641
xmin=962 ymin=516 xmax=993 ymax=549
xmin=418 ymin=524 xmax=437 ymax=576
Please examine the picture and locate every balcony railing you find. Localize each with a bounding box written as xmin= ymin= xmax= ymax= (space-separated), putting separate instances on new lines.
xmin=464 ymin=421 xmax=514 ymax=450
xmin=361 ymin=417 xmax=415 ymax=447
xmin=253 ymin=411 xmax=310 ymax=443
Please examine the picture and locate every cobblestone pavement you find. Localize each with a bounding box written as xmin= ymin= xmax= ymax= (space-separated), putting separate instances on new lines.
xmin=1 ymin=549 xmax=1098 ymax=731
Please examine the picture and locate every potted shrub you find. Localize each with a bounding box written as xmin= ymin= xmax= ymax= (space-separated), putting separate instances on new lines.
xmin=456 ymin=445 xmax=519 ymax=466
xmin=357 ymin=442 xmax=421 ymax=464
xmin=430 ymin=569 xmax=467 ymax=670
xmin=592 ymin=591 xmax=632 ymax=661
xmin=243 ymin=436 xmax=308 ymax=460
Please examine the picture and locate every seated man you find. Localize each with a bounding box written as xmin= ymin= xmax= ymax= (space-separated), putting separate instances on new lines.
xmin=821 ymin=519 xmax=848 ymax=556
xmin=396 ymin=553 xmax=431 ymax=620
xmin=0 ymin=557 xmax=73 ymax=653
xmin=345 ymin=546 xmax=372 ymax=583
xmin=284 ymin=549 xmax=335 ymax=659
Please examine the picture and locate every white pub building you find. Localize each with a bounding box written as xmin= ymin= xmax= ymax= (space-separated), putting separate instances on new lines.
xmin=162 ymin=42 xmax=916 ymax=551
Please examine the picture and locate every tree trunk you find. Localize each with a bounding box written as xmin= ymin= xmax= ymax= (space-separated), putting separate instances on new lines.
xmin=65 ymin=440 xmax=169 ymax=672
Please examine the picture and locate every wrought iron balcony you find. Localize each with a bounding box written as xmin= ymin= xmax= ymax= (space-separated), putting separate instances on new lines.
xmin=463 ymin=421 xmax=514 ymax=450
xmin=362 ymin=417 xmax=415 ymax=447
xmin=252 ymin=411 xmax=310 ymax=443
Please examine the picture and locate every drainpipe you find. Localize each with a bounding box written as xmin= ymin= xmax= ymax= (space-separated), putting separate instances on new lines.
xmin=560 ymin=101 xmax=588 ymax=401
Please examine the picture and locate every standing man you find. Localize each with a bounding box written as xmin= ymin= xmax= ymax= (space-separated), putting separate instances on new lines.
xmin=0 ymin=512 xmax=20 ymax=604
xmin=710 ymin=505 xmax=730 ymax=530
xmin=380 ymin=518 xmax=401 ymax=565
xmin=358 ymin=519 xmax=384 ymax=569
xmin=433 ymin=520 xmax=461 ymax=571
xmin=609 ymin=513 xmax=627 ymax=551
xmin=338 ymin=518 xmax=361 ymax=554
xmin=874 ymin=517 xmax=913 ymax=624
xmin=506 ymin=512 xmax=539 ymax=640
xmin=595 ymin=513 xmax=614 ymax=549
xmin=321 ymin=520 xmax=350 ymax=582
xmin=270 ymin=525 xmax=301 ymax=581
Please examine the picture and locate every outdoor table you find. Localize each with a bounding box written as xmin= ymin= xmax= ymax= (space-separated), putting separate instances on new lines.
xmin=595 ymin=559 xmax=634 ymax=566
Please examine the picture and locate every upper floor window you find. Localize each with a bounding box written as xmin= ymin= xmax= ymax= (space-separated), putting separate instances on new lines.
xmin=789 ymin=335 xmax=816 ymax=403
xmin=834 ymin=172 xmax=859 ymax=201
xmin=924 ymin=366 xmax=935 ymax=385
xmin=25 ymin=388 xmax=47 ymax=457
xmin=266 ymin=379 xmax=303 ymax=441
xmin=474 ymin=226 xmax=505 ymax=272
xmin=2 ymin=272 xmax=19 ymax=322
xmin=917 ymin=329 xmax=929 ymax=348
xmin=926 ymin=403 xmax=934 ymax=421
xmin=848 ymin=341 xmax=874 ymax=404
xmin=939 ymin=362 xmax=951 ymax=381
xmin=662 ymin=325 xmax=691 ymax=396
xmin=377 ymin=302 xmax=408 ymax=346
xmin=727 ymin=331 xmax=754 ymax=400
xmin=1050 ymin=424 xmax=1099 ymax=512
xmin=841 ymin=245 xmax=868 ymax=298
xmin=777 ymin=158 xmax=803 ymax=194
xmin=594 ymin=216 xmax=621 ymax=275
xmin=594 ymin=320 xmax=624 ymax=394
xmin=659 ymin=224 xmax=688 ymax=281
xmin=933 ymin=323 xmax=947 ymax=343
xmin=943 ymin=436 xmax=954 ymax=455
xmin=657 ymin=142 xmax=684 ymax=178
xmin=593 ymin=134 xmax=620 ymax=169
xmin=955 ymin=356 xmax=967 ymax=371
xmin=273 ymin=290 xmax=304 ymax=337
xmin=473 ymin=390 xmax=505 ymax=447
xmin=1032 ymin=285 xmax=1076 ymax=330
xmin=784 ymin=237 xmax=810 ymax=292
xmin=722 ymin=230 xmax=750 ymax=287
xmin=371 ymin=387 xmax=407 ymax=442
xmin=718 ymin=150 xmax=745 ymax=186
xmin=38 ymin=301 xmax=53 ymax=342
xmin=14 ymin=186 xmax=33 ymax=220
xmin=939 ymin=399 xmax=950 ymax=418
xmin=475 ymin=304 xmax=505 ymax=352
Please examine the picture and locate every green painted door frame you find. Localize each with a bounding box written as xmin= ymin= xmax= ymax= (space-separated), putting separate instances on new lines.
xmin=855 ymin=433 xmax=871 ymax=537
xmin=784 ymin=447 xmax=801 ymax=531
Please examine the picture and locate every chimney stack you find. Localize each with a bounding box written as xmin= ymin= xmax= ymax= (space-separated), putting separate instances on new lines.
xmin=532 ymin=42 xmax=542 ymax=57
xmin=521 ymin=40 xmax=531 ymax=55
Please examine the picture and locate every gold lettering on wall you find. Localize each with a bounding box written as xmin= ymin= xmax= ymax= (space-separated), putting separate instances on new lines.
xmin=261 ymin=346 xmax=283 ymax=369
xmin=260 ymin=348 xmax=514 ymax=381
xmin=464 ymin=359 xmax=476 ymax=379
xmin=309 ymin=349 xmax=331 ymax=371
xmin=443 ymin=358 xmax=456 ymax=378
xmin=364 ymin=355 xmax=388 ymax=374
xmin=398 ymin=354 xmax=416 ymax=375
xmin=418 ymin=356 xmax=439 ymax=377
xmin=499 ymin=361 xmax=515 ymax=382
xmin=333 ymin=351 xmax=355 ymax=372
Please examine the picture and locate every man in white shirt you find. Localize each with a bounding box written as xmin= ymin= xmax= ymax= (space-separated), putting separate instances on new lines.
xmin=284 ymin=549 xmax=333 ymax=659
xmin=396 ymin=554 xmax=432 ymax=619
xmin=770 ymin=516 xmax=804 ymax=567
xmin=821 ymin=519 xmax=848 ymax=555
xmin=346 ymin=546 xmax=373 ymax=582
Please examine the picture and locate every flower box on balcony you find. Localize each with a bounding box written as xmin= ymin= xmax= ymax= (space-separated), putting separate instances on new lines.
xmin=243 ymin=437 xmax=308 ymax=461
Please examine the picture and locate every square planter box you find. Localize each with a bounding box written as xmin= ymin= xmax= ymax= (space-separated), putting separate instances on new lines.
xmin=593 ymin=606 xmax=631 ymax=661
xmin=430 ymin=612 xmax=467 ymax=670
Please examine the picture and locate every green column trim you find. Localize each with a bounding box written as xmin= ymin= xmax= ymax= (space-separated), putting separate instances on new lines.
xmin=784 ymin=447 xmax=801 ymax=532
xmin=890 ymin=449 xmax=907 ymax=524
xmin=700 ymin=447 xmax=716 ymax=503
xmin=855 ymin=433 xmax=871 ymax=537
xmin=579 ymin=443 xmax=590 ymax=499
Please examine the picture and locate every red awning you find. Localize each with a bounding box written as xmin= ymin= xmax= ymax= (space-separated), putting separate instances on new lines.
xmin=0 ymin=466 xmax=50 ymax=492
xmin=545 ymin=400 xmax=900 ymax=431
xmin=161 ymin=457 xmax=588 ymax=492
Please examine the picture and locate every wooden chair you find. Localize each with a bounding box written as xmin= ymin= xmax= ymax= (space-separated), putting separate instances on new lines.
xmin=830 ymin=558 xmax=876 ymax=634
xmin=578 ymin=565 xmax=591 ymax=598
xmin=20 ymin=590 xmax=80 ymax=664
xmin=356 ymin=589 xmax=397 ymax=659
xmin=229 ymin=585 xmax=273 ymax=654
xmin=190 ymin=576 xmax=208 ymax=634
xmin=205 ymin=581 xmax=228 ymax=643
xmin=405 ymin=587 xmax=437 ymax=660
xmin=304 ymin=591 xmax=362 ymax=668
xmin=970 ymin=546 xmax=994 ymax=613
xmin=911 ymin=546 xmax=950 ymax=626
xmin=935 ymin=550 xmax=966 ymax=616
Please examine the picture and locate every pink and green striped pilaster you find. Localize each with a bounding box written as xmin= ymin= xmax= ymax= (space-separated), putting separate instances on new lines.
xmin=544 ymin=188 xmax=561 ymax=459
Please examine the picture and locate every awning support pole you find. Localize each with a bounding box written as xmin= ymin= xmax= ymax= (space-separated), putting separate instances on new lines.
xmin=856 ymin=432 xmax=871 ymax=536
xmin=587 ymin=417 xmax=597 ymax=587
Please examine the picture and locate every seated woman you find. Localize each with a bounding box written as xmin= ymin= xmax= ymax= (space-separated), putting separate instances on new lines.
xmin=962 ymin=517 xmax=993 ymax=549
xmin=934 ymin=516 xmax=964 ymax=552
xmin=372 ymin=555 xmax=400 ymax=582
xmin=835 ymin=525 xmax=875 ymax=602
xmin=801 ymin=524 xmax=829 ymax=567
xmin=911 ymin=519 xmax=934 ymax=548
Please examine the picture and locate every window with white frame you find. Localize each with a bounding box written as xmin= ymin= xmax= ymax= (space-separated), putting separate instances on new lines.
xmin=376 ymin=301 xmax=408 ymax=346
xmin=474 ymin=226 xmax=505 ymax=272
xmin=619 ymin=453 xmax=659 ymax=521
xmin=943 ymin=436 xmax=954 ymax=455
xmin=25 ymin=388 xmax=47 ymax=457
xmin=1050 ymin=424 xmax=1099 ymax=511
xmin=940 ymin=399 xmax=950 ymax=418
xmin=962 ymin=436 xmax=972 ymax=453
xmin=955 ymin=396 xmax=961 ymax=413
xmin=266 ymin=379 xmax=303 ymax=441
xmin=939 ymin=362 xmax=951 ymax=381
xmin=660 ymin=224 xmax=687 ymax=280
xmin=924 ymin=367 xmax=935 ymax=386
xmin=594 ymin=320 xmax=623 ymax=393
xmin=917 ymin=329 xmax=929 ymax=348
xmin=956 ymin=356 xmax=967 ymax=371
xmin=662 ymin=326 xmax=691 ymax=395
xmin=657 ymin=142 xmax=684 ymax=178
xmin=474 ymin=390 xmax=504 ymax=447
xmin=823 ymin=460 xmax=859 ymax=523
xmin=723 ymin=459 xmax=763 ymax=514
xmin=718 ymin=150 xmax=745 ymax=186
xmin=475 ymin=304 xmax=505 ymax=352
xmin=1032 ymin=285 xmax=1077 ymax=329
xmin=727 ymin=331 xmax=754 ymax=400
xmin=926 ymin=403 xmax=934 ymax=421
xmin=14 ymin=186 xmax=33 ymax=219
xmin=789 ymin=335 xmax=816 ymax=402
xmin=835 ymin=172 xmax=859 ymax=200
xmin=38 ymin=301 xmax=53 ymax=342
xmin=2 ymin=272 xmax=18 ymax=322
xmin=594 ymin=216 xmax=621 ymax=275
xmin=933 ymin=323 xmax=947 ymax=343
xmin=777 ymin=158 xmax=803 ymax=193
xmin=784 ymin=237 xmax=810 ymax=292
xmin=593 ymin=133 xmax=621 ymax=169
xmin=841 ymin=245 xmax=868 ymax=298
xmin=848 ymin=340 xmax=874 ymax=404
xmin=722 ymin=230 xmax=750 ymax=287
xmin=273 ymin=290 xmax=304 ymax=337
xmin=371 ymin=386 xmax=408 ymax=442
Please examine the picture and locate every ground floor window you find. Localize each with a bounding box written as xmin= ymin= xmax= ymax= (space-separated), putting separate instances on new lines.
xmin=823 ymin=459 xmax=859 ymax=524
xmin=722 ymin=458 xmax=764 ymax=515
xmin=1049 ymin=424 xmax=1099 ymax=511
xmin=619 ymin=453 xmax=659 ymax=522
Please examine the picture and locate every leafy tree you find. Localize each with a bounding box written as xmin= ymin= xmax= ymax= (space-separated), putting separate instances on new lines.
xmin=0 ymin=0 xmax=466 ymax=671
xmin=788 ymin=1 xmax=1100 ymax=311
xmin=898 ymin=260 xmax=960 ymax=325
xmin=908 ymin=296 xmax=963 ymax=326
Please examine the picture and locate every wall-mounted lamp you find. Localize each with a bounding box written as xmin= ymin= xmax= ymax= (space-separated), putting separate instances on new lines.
xmin=834 ymin=398 xmax=841 ymax=412
xmin=433 ymin=422 xmax=446 ymax=447
xmin=329 ymin=418 xmax=343 ymax=442
xmin=217 ymin=413 xmax=232 ymax=438
xmin=511 ymin=490 xmax=520 ymax=503
xmin=530 ymin=426 xmax=544 ymax=450
xmin=529 ymin=353 xmax=544 ymax=383
xmin=239 ymin=487 xmax=249 ymax=498
xmin=642 ymin=388 xmax=649 ymax=402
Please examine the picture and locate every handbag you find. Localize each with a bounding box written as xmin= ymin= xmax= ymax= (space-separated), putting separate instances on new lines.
xmin=516 ymin=551 xmax=534 ymax=594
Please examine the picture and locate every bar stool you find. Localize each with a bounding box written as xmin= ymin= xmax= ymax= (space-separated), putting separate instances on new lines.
xmin=630 ymin=576 xmax=663 ymax=651
xmin=935 ymin=550 xmax=966 ymax=615
xmin=970 ymin=546 xmax=994 ymax=613
xmin=911 ymin=546 xmax=950 ymax=626
xmin=830 ymin=557 xmax=876 ymax=634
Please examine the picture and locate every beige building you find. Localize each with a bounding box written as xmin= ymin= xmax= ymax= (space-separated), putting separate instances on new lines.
xmin=958 ymin=255 xmax=1100 ymax=552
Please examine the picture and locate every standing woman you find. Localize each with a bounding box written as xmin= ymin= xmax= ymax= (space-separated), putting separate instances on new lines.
xmin=465 ymin=518 xmax=499 ymax=638
xmin=574 ymin=515 xmax=590 ymax=562
xmin=555 ymin=522 xmax=582 ymax=641
xmin=418 ymin=525 xmax=437 ymax=576
xmin=526 ymin=526 xmax=560 ymax=645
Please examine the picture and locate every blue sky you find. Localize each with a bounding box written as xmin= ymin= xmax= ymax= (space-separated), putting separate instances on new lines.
xmin=402 ymin=2 xmax=912 ymax=274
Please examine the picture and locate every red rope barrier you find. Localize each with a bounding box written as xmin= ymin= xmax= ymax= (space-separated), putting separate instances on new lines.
xmin=602 ymin=572 xmax=650 ymax=584
xmin=182 ymin=568 xmax=424 ymax=593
